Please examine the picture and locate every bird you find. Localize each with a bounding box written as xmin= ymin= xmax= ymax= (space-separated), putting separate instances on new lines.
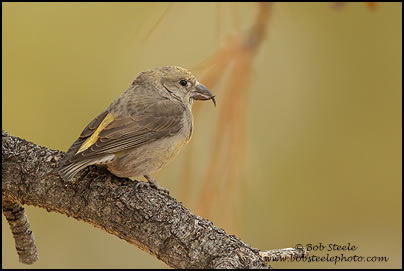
xmin=57 ymin=66 xmax=215 ymax=192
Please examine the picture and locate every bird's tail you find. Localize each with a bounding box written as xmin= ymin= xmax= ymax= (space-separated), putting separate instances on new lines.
xmin=57 ymin=160 xmax=94 ymax=181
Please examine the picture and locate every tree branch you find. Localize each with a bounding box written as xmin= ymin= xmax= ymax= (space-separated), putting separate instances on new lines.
xmin=2 ymin=130 xmax=270 ymax=268
xmin=259 ymin=247 xmax=309 ymax=263
xmin=2 ymin=199 xmax=39 ymax=264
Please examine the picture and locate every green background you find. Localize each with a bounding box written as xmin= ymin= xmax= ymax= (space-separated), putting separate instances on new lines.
xmin=2 ymin=2 xmax=402 ymax=268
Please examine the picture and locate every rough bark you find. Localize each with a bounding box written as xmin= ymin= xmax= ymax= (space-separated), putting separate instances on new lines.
xmin=2 ymin=130 xmax=269 ymax=268
xmin=2 ymin=199 xmax=39 ymax=264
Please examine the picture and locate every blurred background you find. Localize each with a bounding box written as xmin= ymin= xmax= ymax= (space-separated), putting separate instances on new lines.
xmin=2 ymin=2 xmax=402 ymax=268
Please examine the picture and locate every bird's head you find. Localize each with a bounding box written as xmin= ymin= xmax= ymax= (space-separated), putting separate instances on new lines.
xmin=137 ymin=66 xmax=216 ymax=107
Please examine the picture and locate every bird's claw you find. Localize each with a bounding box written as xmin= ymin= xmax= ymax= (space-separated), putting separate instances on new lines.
xmin=136 ymin=175 xmax=170 ymax=195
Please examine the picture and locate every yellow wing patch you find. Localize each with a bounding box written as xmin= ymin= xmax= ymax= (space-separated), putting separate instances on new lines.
xmin=76 ymin=113 xmax=115 ymax=154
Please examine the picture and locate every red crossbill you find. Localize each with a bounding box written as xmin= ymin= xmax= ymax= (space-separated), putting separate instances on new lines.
xmin=57 ymin=66 xmax=215 ymax=192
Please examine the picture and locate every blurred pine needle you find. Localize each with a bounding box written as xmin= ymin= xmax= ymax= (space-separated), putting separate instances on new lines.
xmin=142 ymin=3 xmax=173 ymax=42
xmin=185 ymin=3 xmax=272 ymax=233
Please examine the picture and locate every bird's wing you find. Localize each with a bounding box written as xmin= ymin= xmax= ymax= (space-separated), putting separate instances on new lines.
xmin=64 ymin=98 xmax=186 ymax=163
xmin=61 ymin=110 xmax=110 ymax=163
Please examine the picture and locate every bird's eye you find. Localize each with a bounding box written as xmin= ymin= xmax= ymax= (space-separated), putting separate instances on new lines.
xmin=179 ymin=79 xmax=188 ymax=87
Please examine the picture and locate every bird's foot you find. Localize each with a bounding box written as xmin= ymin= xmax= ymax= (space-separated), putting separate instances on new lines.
xmin=142 ymin=175 xmax=170 ymax=194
